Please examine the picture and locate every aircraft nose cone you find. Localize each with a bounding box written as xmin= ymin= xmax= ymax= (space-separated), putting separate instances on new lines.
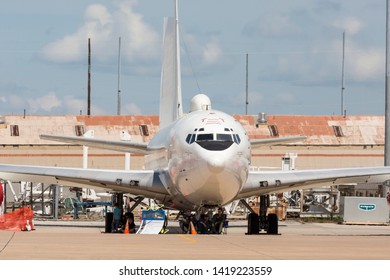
xmin=207 ymin=157 xmax=225 ymax=173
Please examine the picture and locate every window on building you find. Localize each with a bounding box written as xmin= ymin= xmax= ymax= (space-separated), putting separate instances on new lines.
xmin=75 ymin=125 xmax=85 ymax=136
xmin=10 ymin=125 xmax=19 ymax=136
xmin=139 ymin=125 xmax=149 ymax=136
xmin=333 ymin=125 xmax=344 ymax=137
xmin=268 ymin=125 xmax=279 ymax=136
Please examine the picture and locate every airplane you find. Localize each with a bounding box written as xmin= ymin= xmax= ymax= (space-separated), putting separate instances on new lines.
xmin=1 ymin=0 xmax=390 ymax=233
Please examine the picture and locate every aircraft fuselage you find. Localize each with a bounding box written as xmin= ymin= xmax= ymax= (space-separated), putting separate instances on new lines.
xmin=152 ymin=109 xmax=251 ymax=209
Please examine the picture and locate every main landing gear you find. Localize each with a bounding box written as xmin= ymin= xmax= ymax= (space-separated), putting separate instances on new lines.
xmin=241 ymin=195 xmax=279 ymax=235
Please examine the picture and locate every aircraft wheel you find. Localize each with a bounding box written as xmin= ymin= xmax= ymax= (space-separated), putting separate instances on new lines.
xmin=267 ymin=213 xmax=278 ymax=235
xmin=247 ymin=213 xmax=259 ymax=234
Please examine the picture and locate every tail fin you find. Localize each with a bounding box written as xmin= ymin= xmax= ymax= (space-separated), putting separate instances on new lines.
xmin=159 ymin=0 xmax=182 ymax=129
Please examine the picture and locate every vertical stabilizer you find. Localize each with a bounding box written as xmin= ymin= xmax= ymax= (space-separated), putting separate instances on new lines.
xmin=159 ymin=0 xmax=183 ymax=129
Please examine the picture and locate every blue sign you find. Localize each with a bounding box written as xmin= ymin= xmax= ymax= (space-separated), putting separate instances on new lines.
xmin=142 ymin=209 xmax=166 ymax=221
xmin=358 ymin=204 xmax=376 ymax=211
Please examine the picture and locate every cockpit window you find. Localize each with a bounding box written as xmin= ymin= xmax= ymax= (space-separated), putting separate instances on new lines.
xmin=185 ymin=128 xmax=241 ymax=149
xmin=233 ymin=134 xmax=241 ymax=144
xmin=185 ymin=134 xmax=196 ymax=144
xmin=216 ymin=134 xmax=232 ymax=141
xmin=196 ymin=134 xmax=213 ymax=141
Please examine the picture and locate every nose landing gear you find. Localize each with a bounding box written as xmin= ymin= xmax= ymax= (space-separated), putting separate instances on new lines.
xmin=242 ymin=195 xmax=279 ymax=235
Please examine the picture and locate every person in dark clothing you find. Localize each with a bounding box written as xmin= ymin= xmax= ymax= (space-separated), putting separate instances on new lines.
xmin=198 ymin=214 xmax=212 ymax=234
xmin=212 ymin=208 xmax=225 ymax=234
xmin=180 ymin=210 xmax=196 ymax=233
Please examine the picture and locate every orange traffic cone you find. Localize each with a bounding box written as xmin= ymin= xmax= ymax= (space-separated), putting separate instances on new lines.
xmin=189 ymin=221 xmax=197 ymax=234
xmin=124 ymin=220 xmax=129 ymax=234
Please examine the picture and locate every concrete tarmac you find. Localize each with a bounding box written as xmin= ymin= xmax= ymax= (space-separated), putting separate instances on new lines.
xmin=0 ymin=220 xmax=389 ymax=260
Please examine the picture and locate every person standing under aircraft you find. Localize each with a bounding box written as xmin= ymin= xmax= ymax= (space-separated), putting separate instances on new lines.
xmin=111 ymin=203 xmax=121 ymax=233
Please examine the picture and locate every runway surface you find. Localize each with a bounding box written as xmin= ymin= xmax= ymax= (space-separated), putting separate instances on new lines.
xmin=0 ymin=220 xmax=389 ymax=260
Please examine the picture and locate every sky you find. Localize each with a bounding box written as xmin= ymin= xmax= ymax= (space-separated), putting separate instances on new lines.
xmin=0 ymin=0 xmax=387 ymax=116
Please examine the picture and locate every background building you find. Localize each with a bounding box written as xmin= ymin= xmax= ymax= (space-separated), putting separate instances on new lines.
xmin=0 ymin=114 xmax=387 ymax=218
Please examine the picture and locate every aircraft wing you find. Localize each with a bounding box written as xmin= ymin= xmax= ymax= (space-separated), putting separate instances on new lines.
xmin=237 ymin=166 xmax=390 ymax=199
xmin=0 ymin=164 xmax=170 ymax=201
xmin=250 ymin=136 xmax=306 ymax=148
xmin=40 ymin=134 xmax=164 ymax=155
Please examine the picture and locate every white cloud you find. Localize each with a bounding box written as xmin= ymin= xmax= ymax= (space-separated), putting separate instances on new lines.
xmin=30 ymin=91 xmax=62 ymax=112
xmin=331 ymin=17 xmax=363 ymax=35
xmin=270 ymin=32 xmax=384 ymax=86
xmin=90 ymin=104 xmax=108 ymax=115
xmin=202 ymin=37 xmax=222 ymax=65
xmin=85 ymin=4 xmax=112 ymax=25
xmin=44 ymin=92 xmax=62 ymax=110
xmin=329 ymin=39 xmax=384 ymax=81
xmin=63 ymin=95 xmax=109 ymax=115
xmin=41 ymin=1 xmax=159 ymax=63
xmin=115 ymin=1 xmax=159 ymax=61
xmin=8 ymin=95 xmax=28 ymax=110
xmin=180 ymin=32 xmax=224 ymax=67
xmin=63 ymin=95 xmax=108 ymax=115
xmin=4 ymin=92 xmax=62 ymax=113
xmin=63 ymin=96 xmax=85 ymax=114
xmin=42 ymin=4 xmax=113 ymax=62
xmin=124 ymin=102 xmax=142 ymax=115
xmin=347 ymin=48 xmax=384 ymax=81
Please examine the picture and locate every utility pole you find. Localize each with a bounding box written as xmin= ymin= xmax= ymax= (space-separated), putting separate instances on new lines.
xmin=245 ymin=53 xmax=249 ymax=115
xmin=385 ymin=0 xmax=390 ymax=166
xmin=87 ymin=38 xmax=91 ymax=116
xmin=117 ymin=37 xmax=122 ymax=116
xmin=384 ymin=0 xmax=390 ymax=198
xmin=341 ymin=31 xmax=346 ymax=117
